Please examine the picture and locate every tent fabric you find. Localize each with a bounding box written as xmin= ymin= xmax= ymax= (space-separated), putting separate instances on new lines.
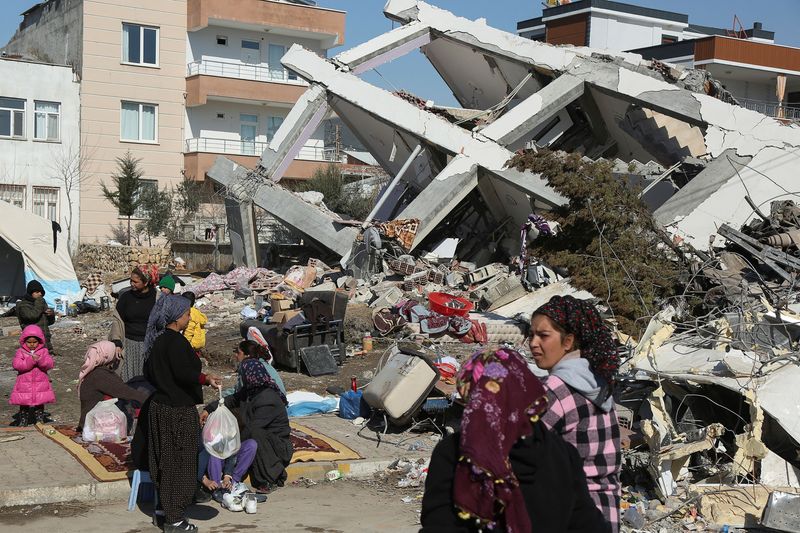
xmin=0 ymin=200 xmax=80 ymax=306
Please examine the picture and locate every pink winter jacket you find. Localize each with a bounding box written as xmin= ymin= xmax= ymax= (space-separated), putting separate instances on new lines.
xmin=10 ymin=325 xmax=55 ymax=406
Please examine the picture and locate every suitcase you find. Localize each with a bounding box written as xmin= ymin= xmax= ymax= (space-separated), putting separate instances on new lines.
xmin=363 ymin=347 xmax=440 ymax=425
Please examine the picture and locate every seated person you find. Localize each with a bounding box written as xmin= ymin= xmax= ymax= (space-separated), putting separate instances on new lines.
xmin=201 ymin=439 xmax=258 ymax=504
xmin=77 ymin=341 xmax=150 ymax=432
xmin=203 ymin=359 xmax=292 ymax=493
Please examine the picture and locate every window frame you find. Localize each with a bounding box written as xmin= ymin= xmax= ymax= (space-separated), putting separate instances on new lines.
xmin=121 ymin=22 xmax=160 ymax=68
xmin=120 ymin=101 xmax=159 ymax=144
xmin=32 ymin=186 xmax=59 ymax=221
xmin=216 ymin=35 xmax=228 ymax=46
xmin=0 ymin=97 xmax=26 ymax=140
xmin=33 ymin=100 xmax=61 ymax=142
xmin=0 ymin=184 xmax=26 ymax=209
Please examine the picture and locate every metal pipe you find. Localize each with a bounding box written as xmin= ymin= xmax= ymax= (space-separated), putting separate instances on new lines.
xmin=361 ymin=143 xmax=423 ymax=229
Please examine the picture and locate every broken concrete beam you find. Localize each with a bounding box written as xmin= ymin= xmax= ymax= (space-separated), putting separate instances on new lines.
xmin=207 ymin=157 xmax=358 ymax=258
xmin=224 ymin=197 xmax=259 ymax=268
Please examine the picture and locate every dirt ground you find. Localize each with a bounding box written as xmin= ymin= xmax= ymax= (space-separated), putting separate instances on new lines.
xmin=0 ymin=303 xmax=406 ymax=426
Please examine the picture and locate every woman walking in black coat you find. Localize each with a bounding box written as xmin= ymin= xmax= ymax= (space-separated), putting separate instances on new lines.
xmin=202 ymin=358 xmax=292 ymax=493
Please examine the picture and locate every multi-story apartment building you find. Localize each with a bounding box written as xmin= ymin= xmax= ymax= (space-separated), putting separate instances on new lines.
xmin=184 ymin=0 xmax=345 ymax=188
xmin=0 ymin=57 xmax=81 ymax=251
xmin=3 ymin=0 xmax=345 ymax=244
xmin=517 ymin=0 xmax=800 ymax=120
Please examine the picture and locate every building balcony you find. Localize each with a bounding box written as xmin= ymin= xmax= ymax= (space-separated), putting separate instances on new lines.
xmin=736 ymin=98 xmax=800 ymax=122
xmin=187 ymin=0 xmax=346 ymax=49
xmin=186 ymin=61 xmax=308 ymax=107
xmin=184 ymin=136 xmax=344 ymax=181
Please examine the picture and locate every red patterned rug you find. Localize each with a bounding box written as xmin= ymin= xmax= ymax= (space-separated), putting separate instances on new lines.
xmin=38 ymin=421 xmax=360 ymax=481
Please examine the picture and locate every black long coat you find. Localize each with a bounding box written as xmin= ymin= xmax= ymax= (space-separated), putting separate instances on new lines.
xmin=208 ymin=386 xmax=293 ymax=487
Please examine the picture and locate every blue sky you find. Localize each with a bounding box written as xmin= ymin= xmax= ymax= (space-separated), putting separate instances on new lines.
xmin=2 ymin=0 xmax=798 ymax=106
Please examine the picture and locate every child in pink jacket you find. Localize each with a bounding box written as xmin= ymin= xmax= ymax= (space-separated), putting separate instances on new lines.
xmin=10 ymin=325 xmax=55 ymax=426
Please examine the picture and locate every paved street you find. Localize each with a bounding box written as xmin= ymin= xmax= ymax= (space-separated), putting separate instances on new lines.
xmin=0 ymin=481 xmax=421 ymax=533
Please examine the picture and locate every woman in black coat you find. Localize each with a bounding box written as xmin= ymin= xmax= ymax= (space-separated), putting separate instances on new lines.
xmin=203 ymin=358 xmax=293 ymax=492
xmin=420 ymin=347 xmax=610 ymax=533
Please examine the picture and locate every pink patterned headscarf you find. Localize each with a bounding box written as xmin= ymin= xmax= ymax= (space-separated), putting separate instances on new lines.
xmin=78 ymin=341 xmax=118 ymax=390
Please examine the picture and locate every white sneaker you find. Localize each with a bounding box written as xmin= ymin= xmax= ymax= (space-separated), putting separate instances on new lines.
xmin=222 ymin=492 xmax=244 ymax=512
xmin=231 ymin=482 xmax=249 ymax=497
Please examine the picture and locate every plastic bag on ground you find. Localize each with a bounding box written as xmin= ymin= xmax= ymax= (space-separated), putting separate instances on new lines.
xmin=83 ymin=398 xmax=127 ymax=442
xmin=203 ymin=395 xmax=241 ymax=459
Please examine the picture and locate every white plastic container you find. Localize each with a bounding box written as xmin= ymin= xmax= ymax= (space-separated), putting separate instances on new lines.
xmin=363 ymin=348 xmax=439 ymax=425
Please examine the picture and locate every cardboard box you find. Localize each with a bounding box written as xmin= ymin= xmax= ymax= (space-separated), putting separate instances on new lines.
xmin=270 ymin=296 xmax=293 ymax=312
xmin=271 ymin=309 xmax=302 ymax=325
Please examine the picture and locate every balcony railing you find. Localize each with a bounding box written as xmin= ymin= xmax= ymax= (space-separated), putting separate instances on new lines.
xmin=185 ymin=137 xmax=345 ymax=162
xmin=187 ymin=59 xmax=308 ymax=85
xmin=736 ymin=98 xmax=800 ymax=121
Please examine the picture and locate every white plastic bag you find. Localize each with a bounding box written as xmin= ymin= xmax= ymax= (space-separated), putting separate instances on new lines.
xmin=203 ymin=393 xmax=241 ymax=459
xmin=82 ymin=398 xmax=127 ymax=443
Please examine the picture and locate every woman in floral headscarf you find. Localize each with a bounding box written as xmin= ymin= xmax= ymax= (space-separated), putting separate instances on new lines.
xmin=530 ymin=295 xmax=622 ymax=531
xmin=420 ymin=347 xmax=607 ymax=532
xmin=202 ymin=358 xmax=292 ymax=494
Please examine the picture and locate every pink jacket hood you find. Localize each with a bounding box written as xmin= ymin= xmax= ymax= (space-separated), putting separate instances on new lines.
xmin=19 ymin=324 xmax=46 ymax=351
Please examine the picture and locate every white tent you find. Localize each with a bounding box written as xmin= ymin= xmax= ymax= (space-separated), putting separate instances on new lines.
xmin=0 ymin=199 xmax=80 ymax=306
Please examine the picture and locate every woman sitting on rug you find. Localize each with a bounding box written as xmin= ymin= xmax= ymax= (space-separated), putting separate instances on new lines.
xmin=420 ymin=347 xmax=608 ymax=532
xmin=77 ymin=340 xmax=150 ymax=432
xmin=201 ymin=358 xmax=292 ymax=494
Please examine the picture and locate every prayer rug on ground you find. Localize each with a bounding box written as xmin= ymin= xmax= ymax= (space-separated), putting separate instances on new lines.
xmin=289 ymin=421 xmax=361 ymax=463
xmin=39 ymin=422 xmax=361 ymax=480
xmin=36 ymin=424 xmax=130 ymax=482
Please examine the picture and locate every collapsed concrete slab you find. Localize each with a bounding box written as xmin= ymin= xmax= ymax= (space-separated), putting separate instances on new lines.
xmin=209 ymin=0 xmax=800 ymax=260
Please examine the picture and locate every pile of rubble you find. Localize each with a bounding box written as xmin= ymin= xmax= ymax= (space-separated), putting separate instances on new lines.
xmin=191 ymin=1 xmax=800 ymax=530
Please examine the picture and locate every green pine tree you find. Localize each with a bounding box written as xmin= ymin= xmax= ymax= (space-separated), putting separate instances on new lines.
xmin=101 ymin=151 xmax=144 ymax=245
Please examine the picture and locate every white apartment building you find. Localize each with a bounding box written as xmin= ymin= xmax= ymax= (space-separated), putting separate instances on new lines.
xmin=0 ymin=57 xmax=81 ymax=251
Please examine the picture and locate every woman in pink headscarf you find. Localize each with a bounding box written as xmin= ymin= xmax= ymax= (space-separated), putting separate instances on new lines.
xmin=77 ymin=340 xmax=151 ymax=431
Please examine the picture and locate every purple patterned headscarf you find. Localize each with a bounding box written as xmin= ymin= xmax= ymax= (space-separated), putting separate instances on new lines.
xmin=239 ymin=358 xmax=287 ymax=405
xmin=454 ymin=348 xmax=548 ymax=532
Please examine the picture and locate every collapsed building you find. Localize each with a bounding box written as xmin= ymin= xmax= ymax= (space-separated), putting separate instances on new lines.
xmin=206 ymin=2 xmax=800 ymax=527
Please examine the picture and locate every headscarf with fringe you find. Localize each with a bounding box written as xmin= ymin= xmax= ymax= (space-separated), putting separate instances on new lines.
xmin=454 ymin=347 xmax=548 ymax=533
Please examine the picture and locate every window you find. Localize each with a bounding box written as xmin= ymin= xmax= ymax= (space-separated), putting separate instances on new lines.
xmin=0 ymin=184 xmax=25 ymax=208
xmin=241 ymin=40 xmax=260 ymax=65
xmin=662 ymin=35 xmax=678 ymax=44
xmin=122 ymin=23 xmax=159 ymax=66
xmin=216 ymin=35 xmax=228 ymax=46
xmin=133 ymin=179 xmax=157 ymax=218
xmin=32 ymin=187 xmax=59 ymax=221
xmin=267 ymin=116 xmax=284 ymax=141
xmin=268 ymin=44 xmax=286 ymax=80
xmin=121 ymin=101 xmax=157 ymax=142
xmin=34 ymin=101 xmax=60 ymax=141
xmin=0 ymin=97 xmax=25 ymax=138
xmin=240 ymin=114 xmax=258 ymax=155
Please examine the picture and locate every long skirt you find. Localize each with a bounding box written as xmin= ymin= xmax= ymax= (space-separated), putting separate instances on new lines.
xmin=119 ymin=338 xmax=146 ymax=382
xmin=147 ymin=401 xmax=199 ymax=525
